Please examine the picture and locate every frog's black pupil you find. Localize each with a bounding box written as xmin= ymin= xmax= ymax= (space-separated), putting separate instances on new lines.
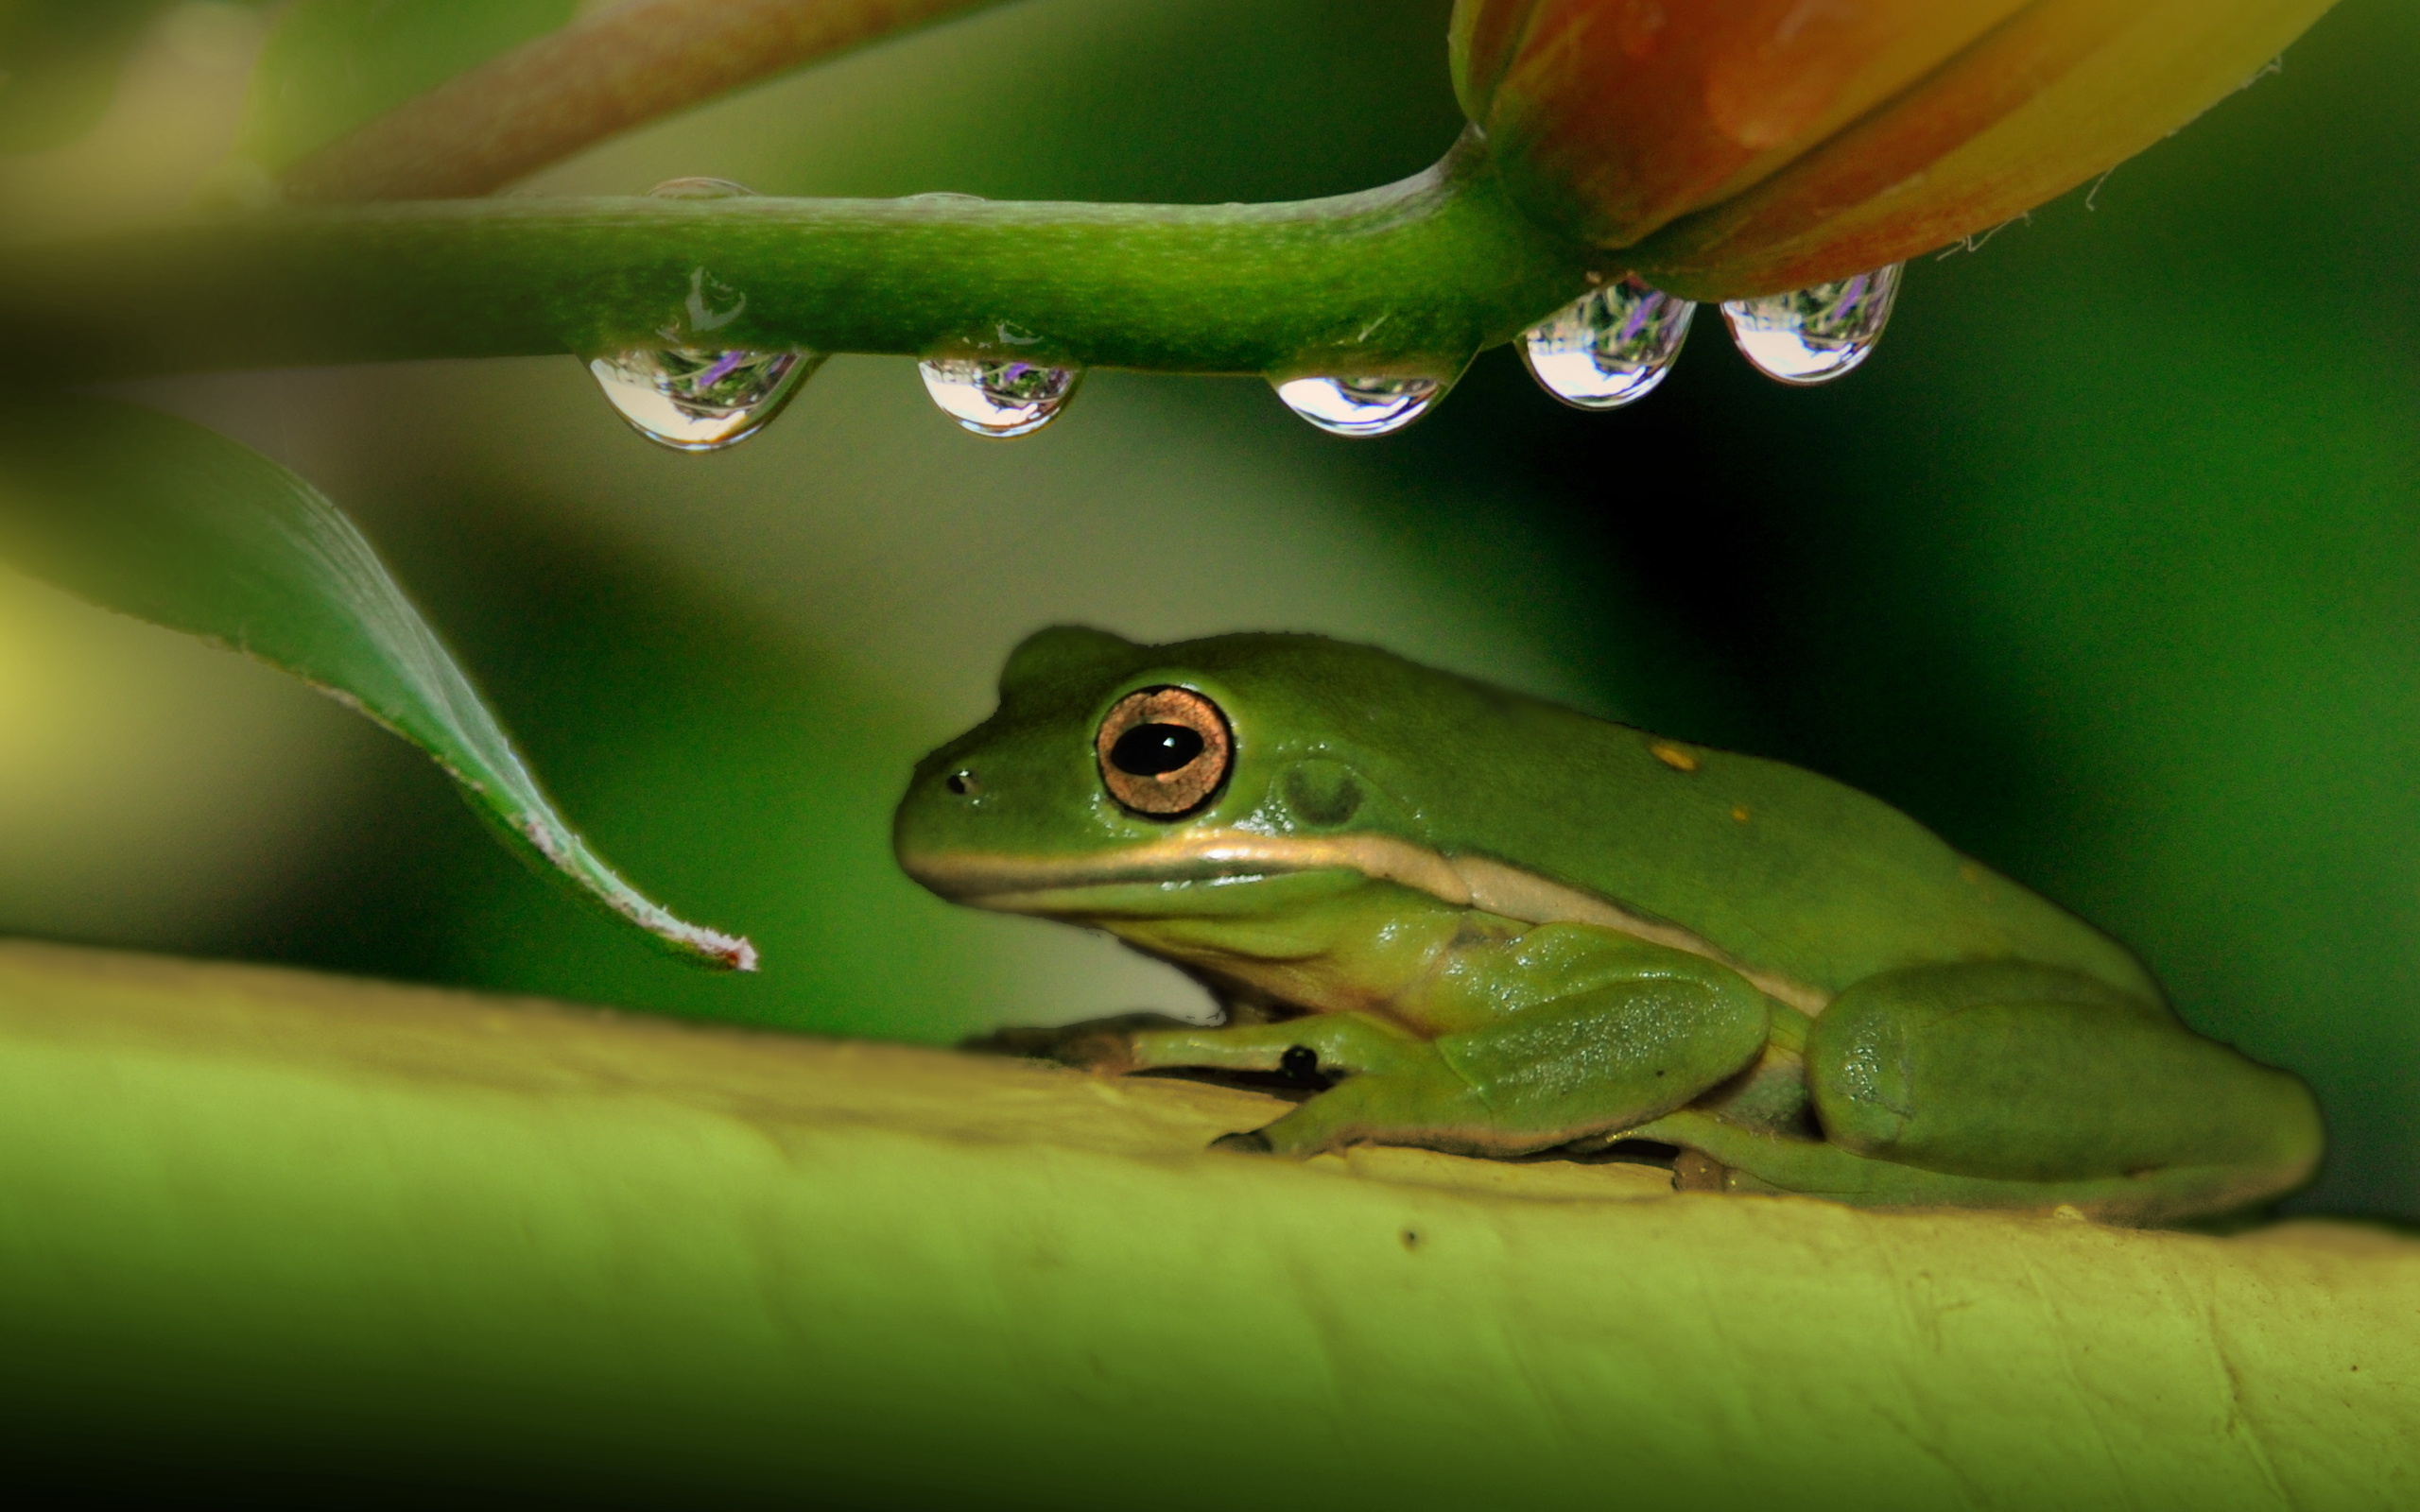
xmin=1110 ymin=723 xmax=1203 ymax=776
xmin=1280 ymin=1045 xmax=1320 ymax=1080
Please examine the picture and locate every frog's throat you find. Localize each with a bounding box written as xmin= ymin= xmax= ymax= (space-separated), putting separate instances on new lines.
xmin=904 ymin=830 xmax=1832 ymax=1016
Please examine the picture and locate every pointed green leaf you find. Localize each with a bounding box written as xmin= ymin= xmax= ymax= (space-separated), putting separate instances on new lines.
xmin=0 ymin=396 xmax=754 ymax=970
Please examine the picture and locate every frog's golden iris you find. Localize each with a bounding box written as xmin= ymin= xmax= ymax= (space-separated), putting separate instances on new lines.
xmin=1094 ymin=686 xmax=1231 ymax=818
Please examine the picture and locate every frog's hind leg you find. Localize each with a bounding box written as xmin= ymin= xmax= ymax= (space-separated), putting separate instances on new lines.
xmin=1779 ymin=962 xmax=2320 ymax=1223
xmin=1628 ymin=1110 xmax=2303 ymax=1225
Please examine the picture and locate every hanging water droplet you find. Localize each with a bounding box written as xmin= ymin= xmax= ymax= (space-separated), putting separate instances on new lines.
xmin=589 ymin=347 xmax=823 ymax=452
xmin=1521 ymin=278 xmax=1696 ymax=409
xmin=1720 ymin=263 xmax=1903 ymax=385
xmin=674 ymin=266 xmax=748 ymax=333
xmin=1270 ymin=375 xmax=1445 ymax=438
xmin=647 ymin=176 xmax=753 ymax=199
xmin=580 ymin=177 xmax=821 ymax=451
xmin=919 ymin=357 xmax=1082 ymax=438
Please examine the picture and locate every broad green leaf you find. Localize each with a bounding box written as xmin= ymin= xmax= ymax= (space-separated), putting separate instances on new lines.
xmin=235 ymin=0 xmax=577 ymax=172
xmin=1 ymin=937 xmax=2413 ymax=1503
xmin=0 ymin=0 xmax=176 ymax=151
xmin=0 ymin=397 xmax=753 ymax=969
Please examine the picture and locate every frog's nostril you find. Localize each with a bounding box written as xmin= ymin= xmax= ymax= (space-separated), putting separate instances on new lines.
xmin=946 ymin=770 xmax=981 ymax=796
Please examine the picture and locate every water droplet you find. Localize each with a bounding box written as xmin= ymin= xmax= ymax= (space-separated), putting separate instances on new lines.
xmin=680 ymin=266 xmax=749 ymax=333
xmin=1720 ymin=263 xmax=1903 ymax=385
xmin=1270 ymin=375 xmax=1445 ymax=437
xmin=582 ymin=179 xmax=822 ymax=450
xmin=919 ymin=357 xmax=1081 ymax=438
xmin=647 ymin=176 xmax=753 ymax=199
xmin=588 ymin=347 xmax=822 ymax=452
xmin=904 ymin=191 xmax=987 ymax=203
xmin=1521 ymin=278 xmax=1696 ymax=409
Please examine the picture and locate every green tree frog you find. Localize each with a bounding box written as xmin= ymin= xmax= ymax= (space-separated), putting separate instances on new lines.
xmin=895 ymin=628 xmax=2321 ymax=1223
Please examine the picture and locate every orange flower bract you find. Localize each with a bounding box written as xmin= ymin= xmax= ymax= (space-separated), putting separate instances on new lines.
xmin=1453 ymin=0 xmax=2343 ymax=301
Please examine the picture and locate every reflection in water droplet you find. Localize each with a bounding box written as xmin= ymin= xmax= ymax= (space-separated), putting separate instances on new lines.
xmin=682 ymin=266 xmax=748 ymax=333
xmin=580 ymin=177 xmax=822 ymax=451
xmin=647 ymin=176 xmax=753 ymax=199
xmin=919 ymin=357 xmax=1082 ymax=438
xmin=1720 ymin=263 xmax=1903 ymax=385
xmin=1271 ymin=375 xmax=1444 ymax=437
xmin=588 ymin=347 xmax=822 ymax=452
xmin=1521 ymin=278 xmax=1696 ymax=409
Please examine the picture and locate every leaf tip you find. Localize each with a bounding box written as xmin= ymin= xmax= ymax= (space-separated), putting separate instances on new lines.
xmin=622 ymin=899 xmax=757 ymax=972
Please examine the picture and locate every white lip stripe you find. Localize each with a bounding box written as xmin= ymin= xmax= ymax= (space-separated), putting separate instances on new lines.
xmin=904 ymin=831 xmax=1833 ymax=1015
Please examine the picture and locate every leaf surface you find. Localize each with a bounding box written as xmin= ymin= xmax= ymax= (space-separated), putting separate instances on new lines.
xmin=0 ymin=397 xmax=752 ymax=968
xmin=0 ymin=938 xmax=2412 ymax=1505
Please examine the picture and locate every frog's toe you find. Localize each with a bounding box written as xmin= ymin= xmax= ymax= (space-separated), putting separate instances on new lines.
xmin=1209 ymin=1129 xmax=1276 ymax=1155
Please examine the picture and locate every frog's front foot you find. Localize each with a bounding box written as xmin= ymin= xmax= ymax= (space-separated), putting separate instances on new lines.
xmin=1222 ymin=1060 xmax=1501 ymax=1158
xmin=1191 ymin=1037 xmax=1497 ymax=1159
xmin=1118 ymin=1014 xmax=1478 ymax=1157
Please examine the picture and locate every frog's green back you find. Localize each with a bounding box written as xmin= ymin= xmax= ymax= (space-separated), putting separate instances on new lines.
xmin=1065 ymin=631 xmax=2160 ymax=1002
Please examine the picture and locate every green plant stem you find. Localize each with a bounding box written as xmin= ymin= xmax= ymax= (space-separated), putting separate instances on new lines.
xmin=281 ymin=0 xmax=1019 ymax=201
xmin=10 ymin=135 xmax=1596 ymax=383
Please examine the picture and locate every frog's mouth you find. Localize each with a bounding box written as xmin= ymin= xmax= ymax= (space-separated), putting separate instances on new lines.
xmin=900 ymin=829 xmax=1833 ymax=1015
xmin=899 ymin=831 xmax=1471 ymax=913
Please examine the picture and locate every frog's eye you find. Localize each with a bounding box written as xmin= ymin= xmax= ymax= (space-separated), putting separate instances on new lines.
xmin=1097 ymin=686 xmax=1232 ymax=817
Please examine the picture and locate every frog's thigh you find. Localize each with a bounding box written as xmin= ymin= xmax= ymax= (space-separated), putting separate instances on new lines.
xmin=1807 ymin=962 xmax=2323 ymax=1188
xmin=1430 ymin=967 xmax=1771 ymax=1143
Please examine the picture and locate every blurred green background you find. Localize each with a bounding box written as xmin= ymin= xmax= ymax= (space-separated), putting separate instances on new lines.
xmin=2 ymin=0 xmax=2414 ymax=1217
